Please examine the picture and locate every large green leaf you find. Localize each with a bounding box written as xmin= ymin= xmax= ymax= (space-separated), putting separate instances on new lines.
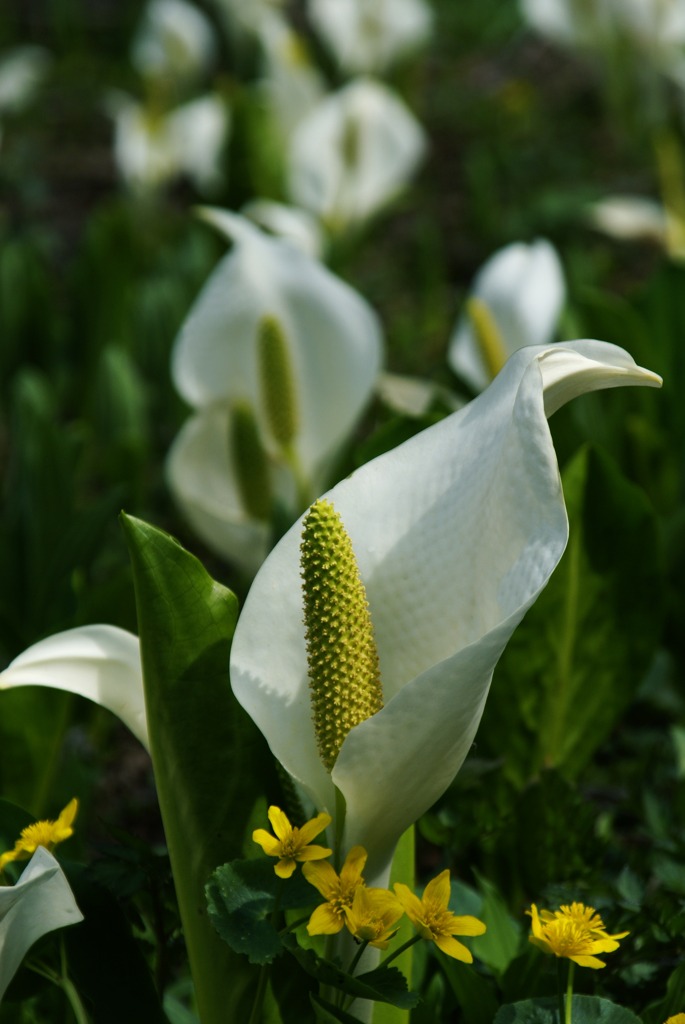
xmin=121 ymin=514 xmax=275 ymax=1024
xmin=494 ymin=995 xmax=641 ymax=1024
xmin=479 ymin=445 xmax=662 ymax=785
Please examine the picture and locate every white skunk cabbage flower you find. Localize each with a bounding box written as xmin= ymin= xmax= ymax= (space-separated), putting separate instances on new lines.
xmin=110 ymin=92 xmax=229 ymax=194
xmin=131 ymin=0 xmax=217 ymax=85
xmin=0 ymin=848 xmax=83 ymax=1004
xmin=288 ymin=77 xmax=426 ymax=231
xmin=0 ymin=626 xmax=147 ymax=750
xmin=230 ymin=340 xmax=661 ymax=886
xmin=258 ymin=14 xmax=326 ymax=139
xmin=308 ymin=0 xmax=433 ymax=75
xmin=167 ymin=209 xmax=382 ymax=572
xmin=241 ymin=199 xmax=324 ymax=258
xmin=520 ymin=0 xmax=685 ymax=81
xmin=448 ymin=239 xmax=566 ymax=393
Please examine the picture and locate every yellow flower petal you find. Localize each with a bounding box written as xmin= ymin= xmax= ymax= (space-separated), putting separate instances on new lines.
xmin=296 ymin=844 xmax=333 ymax=862
xmin=252 ymin=829 xmax=281 ymax=856
xmin=308 ymin=902 xmax=346 ymax=935
xmin=268 ymin=806 xmax=292 ymax=841
xmin=435 ymin=933 xmax=474 ymax=962
xmin=275 ymin=859 xmax=297 ymax=879
xmin=297 ymin=812 xmax=332 ymax=845
xmin=302 ymin=859 xmax=339 ymax=899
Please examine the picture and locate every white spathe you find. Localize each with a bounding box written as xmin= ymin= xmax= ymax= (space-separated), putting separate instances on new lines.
xmin=520 ymin=0 xmax=685 ymax=80
xmin=448 ymin=239 xmax=566 ymax=393
xmin=170 ymin=209 xmax=382 ymax=469
xmin=165 ymin=402 xmax=289 ymax=574
xmin=288 ymin=78 xmax=426 ymax=230
xmin=0 ymin=625 xmax=148 ymax=750
xmin=308 ymin=0 xmax=433 ymax=75
xmin=110 ymin=93 xmax=229 ymax=194
xmin=131 ymin=0 xmax=217 ymax=85
xmin=230 ymin=340 xmax=661 ymax=885
xmin=0 ymin=847 xmax=83 ymax=1004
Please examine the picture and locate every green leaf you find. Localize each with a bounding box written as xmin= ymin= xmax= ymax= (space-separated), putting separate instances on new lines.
xmin=494 ymin=995 xmax=641 ymax=1024
xmin=311 ymin=993 xmax=366 ymax=1024
xmin=121 ymin=513 xmax=275 ymax=1024
xmin=63 ymin=863 xmax=167 ymax=1024
xmin=286 ymin=939 xmax=418 ymax=1008
xmin=437 ymin=951 xmax=499 ymax=1024
xmin=479 ymin=445 xmax=662 ymax=785
xmin=642 ymin=960 xmax=685 ymax=1024
xmin=470 ymin=873 xmax=522 ymax=975
xmin=206 ymin=858 xmax=316 ymax=965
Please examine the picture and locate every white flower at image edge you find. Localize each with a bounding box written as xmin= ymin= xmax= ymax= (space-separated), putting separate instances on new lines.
xmin=308 ymin=0 xmax=433 ymax=75
xmin=0 ymin=847 xmax=83 ymax=1003
xmin=0 ymin=626 xmax=148 ymax=750
xmin=288 ymin=77 xmax=426 ymax=230
xmin=230 ymin=340 xmax=661 ymax=886
xmin=448 ymin=239 xmax=566 ymax=393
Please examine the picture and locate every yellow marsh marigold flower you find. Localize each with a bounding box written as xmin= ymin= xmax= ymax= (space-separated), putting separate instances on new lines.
xmin=394 ymin=869 xmax=486 ymax=962
xmin=0 ymin=798 xmax=78 ymax=872
xmin=664 ymin=1016 xmax=685 ymax=1024
xmin=304 ymin=844 xmax=367 ymax=935
xmin=253 ymin=805 xmax=332 ymax=878
xmin=343 ymin=885 xmax=404 ymax=949
xmin=528 ymin=903 xmax=628 ymax=969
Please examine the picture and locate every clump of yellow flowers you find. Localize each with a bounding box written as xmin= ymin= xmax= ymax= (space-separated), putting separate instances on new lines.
xmin=253 ymin=804 xmax=486 ymax=965
xmin=528 ymin=901 xmax=629 ymax=970
xmin=0 ymin=799 xmax=78 ymax=874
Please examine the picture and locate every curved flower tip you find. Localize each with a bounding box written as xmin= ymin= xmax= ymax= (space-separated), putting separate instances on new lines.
xmin=0 ymin=847 xmax=83 ymax=1003
xmin=0 ymin=625 xmax=148 ymax=750
xmin=230 ymin=339 xmax=661 ymax=886
xmin=449 ymin=239 xmax=566 ymax=393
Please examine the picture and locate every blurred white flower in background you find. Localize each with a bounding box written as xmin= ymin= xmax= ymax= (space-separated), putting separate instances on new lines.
xmin=241 ymin=198 xmax=325 ymax=257
xmin=288 ymin=77 xmax=426 ymax=231
xmin=109 ymin=92 xmax=230 ymax=194
xmin=258 ymin=15 xmax=326 ymax=139
xmin=448 ymin=239 xmax=566 ymax=393
xmin=520 ymin=0 xmax=685 ymax=82
xmin=0 ymin=46 xmax=51 ymax=148
xmin=167 ymin=209 xmax=383 ymax=573
xmin=588 ymin=194 xmax=670 ymax=243
xmin=308 ymin=0 xmax=433 ymax=75
xmin=131 ymin=0 xmax=218 ymax=85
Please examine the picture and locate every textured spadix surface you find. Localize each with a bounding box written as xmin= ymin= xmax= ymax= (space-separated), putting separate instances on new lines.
xmin=0 ymin=625 xmax=147 ymax=749
xmin=230 ymin=340 xmax=661 ymax=884
xmin=0 ymin=847 xmax=83 ymax=1003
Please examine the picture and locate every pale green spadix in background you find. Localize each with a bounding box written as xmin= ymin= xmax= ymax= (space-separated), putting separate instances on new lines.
xmin=449 ymin=239 xmax=566 ymax=393
xmin=230 ymin=339 xmax=662 ymax=887
xmin=167 ymin=209 xmax=383 ymax=574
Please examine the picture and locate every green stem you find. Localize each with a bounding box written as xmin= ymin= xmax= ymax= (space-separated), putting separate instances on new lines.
xmin=248 ymin=965 xmax=269 ymax=1024
xmin=565 ymin=961 xmax=575 ymax=1024
xmin=282 ymin=443 xmax=313 ymax=515
xmin=556 ymin=960 xmax=566 ymax=1024
xmin=380 ymin=934 xmax=420 ymax=968
xmin=347 ymin=939 xmax=370 ymax=978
